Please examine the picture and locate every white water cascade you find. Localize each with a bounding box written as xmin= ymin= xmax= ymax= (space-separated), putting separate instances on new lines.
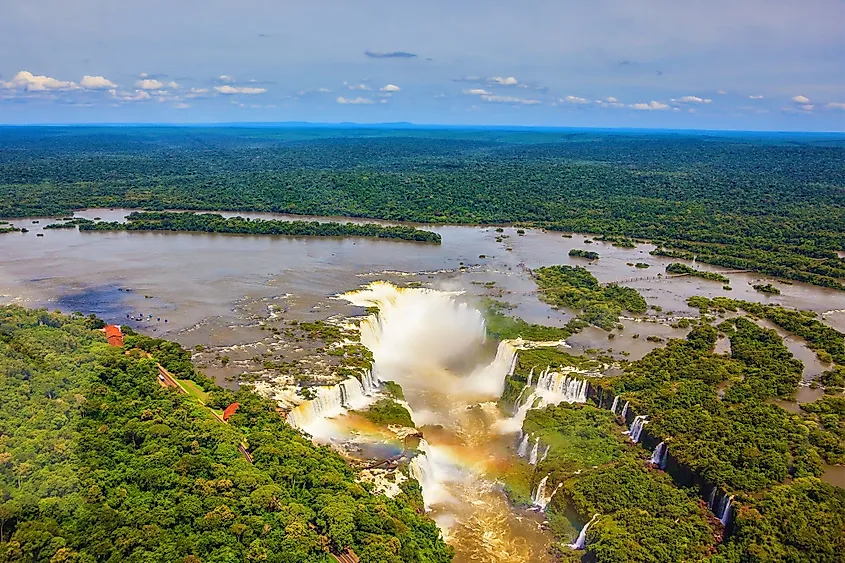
xmin=707 ymin=486 xmax=717 ymax=511
xmin=529 ymin=436 xmax=541 ymax=465
xmin=718 ymin=495 xmax=735 ymax=527
xmin=526 ymin=367 xmax=535 ymax=387
xmin=610 ymin=395 xmax=620 ymax=414
xmin=517 ymin=433 xmax=531 ymax=458
xmin=531 ymin=474 xmax=549 ymax=508
xmin=535 ymin=368 xmax=589 ymax=404
xmin=286 ymin=375 xmax=375 ymax=432
xmin=625 ymin=415 xmax=648 ymax=443
xmin=409 ymin=439 xmax=449 ymax=510
xmin=568 ymin=514 xmax=599 ymax=550
xmin=540 ymin=444 xmax=551 ymax=464
xmin=620 ymin=401 xmax=630 ymax=419
xmin=650 ymin=441 xmax=668 ymax=469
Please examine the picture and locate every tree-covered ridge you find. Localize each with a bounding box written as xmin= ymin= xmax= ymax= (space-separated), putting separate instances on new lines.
xmin=534 ymin=265 xmax=647 ymax=330
xmin=79 ymin=211 xmax=442 ymax=243
xmin=1 ymin=127 xmax=844 ymax=288
xmin=0 ymin=306 xmax=453 ymax=563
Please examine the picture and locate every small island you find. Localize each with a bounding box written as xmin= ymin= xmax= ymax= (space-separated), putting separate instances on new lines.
xmin=753 ymin=283 xmax=781 ymax=295
xmin=79 ymin=211 xmax=442 ymax=244
xmin=569 ymin=248 xmax=600 ymax=260
xmin=666 ymin=262 xmax=730 ymax=283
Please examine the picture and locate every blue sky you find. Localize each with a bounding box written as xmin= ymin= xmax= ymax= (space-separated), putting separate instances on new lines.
xmin=1 ymin=0 xmax=844 ymax=131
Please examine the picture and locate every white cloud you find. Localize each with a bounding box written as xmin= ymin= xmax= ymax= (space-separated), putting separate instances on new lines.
xmin=136 ymin=79 xmax=165 ymax=90
xmin=174 ymin=102 xmax=191 ymax=109
xmin=672 ymin=96 xmax=712 ymax=104
xmin=480 ymin=94 xmax=540 ymax=105
xmin=167 ymin=81 xmax=179 ymax=89
xmin=792 ymin=95 xmax=810 ymax=104
xmin=185 ymin=88 xmax=209 ymax=98
xmin=630 ymin=101 xmax=670 ymax=110
xmin=109 ymin=89 xmax=152 ymax=101
xmin=80 ymin=75 xmax=117 ymax=89
xmin=316 ymin=87 xmax=331 ymax=93
xmin=799 ymin=104 xmax=814 ymax=111
xmin=827 ymin=102 xmax=845 ymax=110
xmin=606 ymin=96 xmax=618 ymax=103
xmin=381 ymin=84 xmax=401 ymax=92
xmin=345 ymin=82 xmax=371 ymax=91
xmin=336 ymin=96 xmax=374 ymax=104
xmin=748 ymin=95 xmax=764 ymax=100
xmin=490 ymin=76 xmax=518 ymax=86
xmin=562 ymin=95 xmax=590 ymax=104
xmin=218 ymin=75 xmax=235 ymax=83
xmin=463 ymin=88 xmax=490 ymax=96
xmin=1 ymin=71 xmax=78 ymax=91
xmin=214 ymin=85 xmax=267 ymax=95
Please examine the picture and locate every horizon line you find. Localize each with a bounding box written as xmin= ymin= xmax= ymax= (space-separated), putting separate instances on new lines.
xmin=0 ymin=121 xmax=843 ymax=136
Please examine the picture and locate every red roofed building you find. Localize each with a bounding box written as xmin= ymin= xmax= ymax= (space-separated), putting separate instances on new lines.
xmin=104 ymin=325 xmax=124 ymax=347
xmin=222 ymin=403 xmax=240 ymax=422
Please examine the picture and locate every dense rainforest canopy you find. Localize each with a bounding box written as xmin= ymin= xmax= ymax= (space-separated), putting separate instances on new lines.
xmin=0 ymin=306 xmax=453 ymax=563
xmin=1 ymin=127 xmax=845 ymax=288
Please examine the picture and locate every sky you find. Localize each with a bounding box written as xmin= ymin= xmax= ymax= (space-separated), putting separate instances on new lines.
xmin=1 ymin=0 xmax=844 ymax=131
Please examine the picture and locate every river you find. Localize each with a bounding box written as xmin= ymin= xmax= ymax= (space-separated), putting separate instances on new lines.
xmin=2 ymin=208 xmax=844 ymax=552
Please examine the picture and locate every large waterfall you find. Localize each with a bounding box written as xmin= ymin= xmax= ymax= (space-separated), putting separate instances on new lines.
xmin=531 ymin=474 xmax=562 ymax=510
xmin=568 ymin=514 xmax=599 ymax=550
xmin=650 ymin=441 xmax=668 ymax=469
xmin=409 ymin=439 xmax=450 ymax=510
xmin=286 ymin=373 xmax=379 ymax=432
xmin=495 ymin=366 xmax=590 ymax=434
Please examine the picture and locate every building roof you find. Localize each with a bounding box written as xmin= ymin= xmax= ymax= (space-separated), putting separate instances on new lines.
xmin=222 ymin=402 xmax=240 ymax=421
xmin=104 ymin=325 xmax=124 ymax=347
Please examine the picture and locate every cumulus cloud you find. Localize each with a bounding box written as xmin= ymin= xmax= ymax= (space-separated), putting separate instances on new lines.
xmin=217 ymin=75 xmax=235 ymax=83
xmin=562 ymin=95 xmax=590 ymax=104
xmin=381 ymin=84 xmax=401 ymax=92
xmin=463 ymin=88 xmax=491 ymax=96
xmin=672 ymin=96 xmax=712 ymax=104
xmin=1 ymin=71 xmax=78 ymax=91
xmin=214 ymin=85 xmax=267 ymax=95
xmin=630 ymin=101 xmax=670 ymax=110
xmin=336 ymin=96 xmax=374 ymax=104
xmin=109 ymin=89 xmax=152 ymax=101
xmin=827 ymin=102 xmax=845 ymax=110
xmin=606 ymin=96 xmax=618 ymax=103
xmin=490 ymin=76 xmax=518 ymax=86
xmin=364 ymin=50 xmax=417 ymax=59
xmin=792 ymin=95 xmax=810 ymax=104
xmin=480 ymin=94 xmax=540 ymax=105
xmin=80 ymin=75 xmax=117 ymax=89
xmin=748 ymin=95 xmax=764 ymax=100
xmin=185 ymin=88 xmax=209 ymax=98
xmin=136 ymin=79 xmax=165 ymax=90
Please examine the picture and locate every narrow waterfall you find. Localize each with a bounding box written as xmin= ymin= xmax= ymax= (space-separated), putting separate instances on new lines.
xmin=568 ymin=514 xmax=599 ymax=550
xmin=512 ymin=385 xmax=530 ymax=415
xmin=529 ymin=436 xmax=540 ymax=465
xmin=531 ymin=474 xmax=549 ymax=508
xmin=286 ymin=376 xmax=371 ymax=430
xmin=540 ymin=444 xmax=550 ymax=463
xmin=650 ymin=441 xmax=668 ymax=469
xmin=626 ymin=415 xmax=648 ymax=443
xmin=359 ymin=368 xmax=381 ymax=395
xmin=526 ymin=367 xmax=535 ymax=387
xmin=610 ymin=395 xmax=620 ymax=414
xmin=517 ymin=433 xmax=531 ymax=458
xmin=707 ymin=486 xmax=717 ymax=510
xmin=718 ymin=495 xmax=735 ymax=527
xmin=408 ymin=439 xmax=447 ymax=510
xmin=509 ymin=352 xmax=518 ymax=376
xmin=620 ymin=401 xmax=630 ymax=419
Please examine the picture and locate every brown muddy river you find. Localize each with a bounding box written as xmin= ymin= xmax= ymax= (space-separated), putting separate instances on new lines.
xmin=2 ymin=208 xmax=844 ymax=545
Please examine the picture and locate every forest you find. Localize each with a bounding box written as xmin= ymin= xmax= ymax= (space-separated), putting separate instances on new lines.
xmin=79 ymin=211 xmax=441 ymax=243
xmin=1 ymin=127 xmax=844 ymax=288
xmin=0 ymin=306 xmax=453 ymax=563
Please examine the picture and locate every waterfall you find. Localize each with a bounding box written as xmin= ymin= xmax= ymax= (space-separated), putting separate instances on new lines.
xmin=707 ymin=486 xmax=717 ymax=510
xmin=650 ymin=441 xmax=668 ymax=469
xmin=359 ymin=368 xmax=381 ymax=395
xmin=517 ymin=433 xmax=531 ymax=458
xmin=286 ymin=376 xmax=372 ymax=430
xmin=540 ymin=444 xmax=550 ymax=463
xmin=409 ymin=440 xmax=438 ymax=509
xmin=610 ymin=395 xmax=619 ymax=414
xmin=509 ymin=352 xmax=518 ymax=376
xmin=568 ymin=514 xmax=599 ymax=550
xmin=529 ymin=436 xmax=540 ymax=465
xmin=718 ymin=495 xmax=735 ymax=527
xmin=625 ymin=415 xmax=648 ymax=443
xmin=526 ymin=367 xmax=535 ymax=387
xmin=512 ymin=385 xmax=530 ymax=415
xmin=535 ymin=369 xmax=589 ymax=405
xmin=620 ymin=401 xmax=630 ymax=419
xmin=531 ymin=474 xmax=549 ymax=508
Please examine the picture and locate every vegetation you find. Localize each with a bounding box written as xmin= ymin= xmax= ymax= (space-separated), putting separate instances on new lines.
xmin=665 ymin=262 xmax=731 ymax=284
xmin=354 ymin=399 xmax=414 ymax=427
xmin=635 ymin=262 xmax=649 ymax=269
xmin=568 ymin=249 xmax=599 ymax=260
xmin=0 ymin=305 xmax=452 ymax=563
xmin=80 ymin=211 xmax=442 ymax=243
xmin=534 ymin=265 xmax=647 ymax=330
xmin=2 ymin=127 xmax=844 ymax=288
xmin=752 ymin=283 xmax=781 ymax=295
